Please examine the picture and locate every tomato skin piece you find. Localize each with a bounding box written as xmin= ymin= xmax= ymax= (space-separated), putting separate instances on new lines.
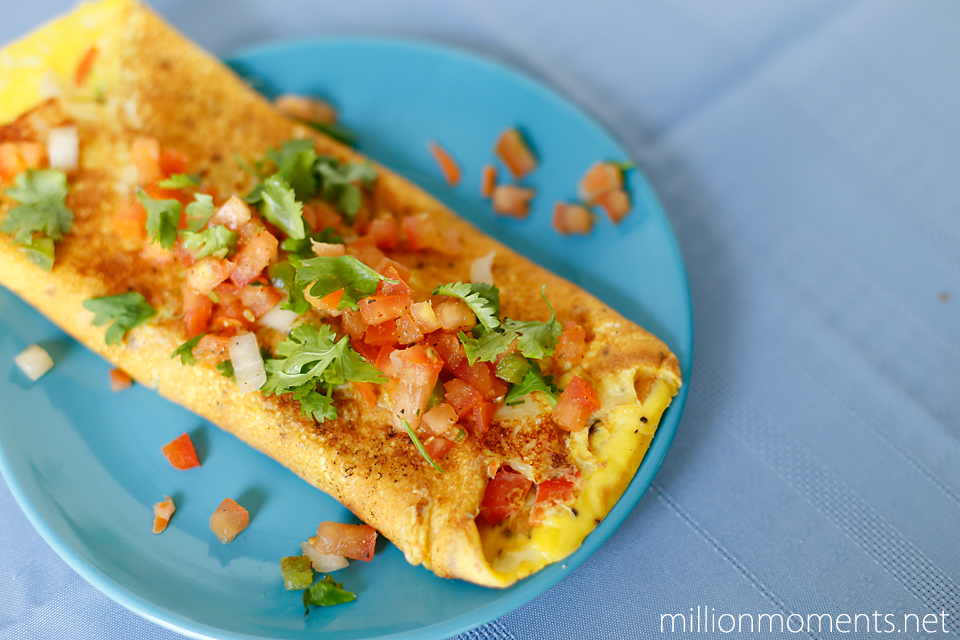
xmin=314 ymin=522 xmax=377 ymax=562
xmin=152 ymin=495 xmax=175 ymax=534
xmin=552 ymin=375 xmax=601 ymax=432
xmin=480 ymin=468 xmax=533 ymax=526
xmin=494 ymin=128 xmax=537 ymax=179
xmin=161 ymin=432 xmax=201 ymax=470
xmin=443 ymin=379 xmax=482 ymax=417
xmin=74 ymin=45 xmax=99 ymax=86
xmin=428 ymin=140 xmax=462 ymax=186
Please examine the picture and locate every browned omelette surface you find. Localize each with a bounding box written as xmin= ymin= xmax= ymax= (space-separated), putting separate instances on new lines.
xmin=0 ymin=0 xmax=681 ymax=587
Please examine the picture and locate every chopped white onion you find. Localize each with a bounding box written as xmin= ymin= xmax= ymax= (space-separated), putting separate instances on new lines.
xmin=38 ymin=71 xmax=63 ymax=99
xmin=470 ymin=251 xmax=496 ymax=286
xmin=14 ymin=344 xmax=54 ymax=381
xmin=258 ymin=304 xmax=299 ymax=333
xmin=301 ymin=540 xmax=349 ymax=573
xmin=47 ymin=126 xmax=79 ymax=172
xmin=228 ymin=333 xmax=266 ymax=392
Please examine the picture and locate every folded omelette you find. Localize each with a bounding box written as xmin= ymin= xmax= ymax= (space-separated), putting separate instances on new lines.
xmin=0 ymin=0 xmax=681 ymax=587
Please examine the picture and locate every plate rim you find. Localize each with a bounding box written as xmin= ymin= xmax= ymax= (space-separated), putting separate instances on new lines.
xmin=0 ymin=35 xmax=693 ymax=640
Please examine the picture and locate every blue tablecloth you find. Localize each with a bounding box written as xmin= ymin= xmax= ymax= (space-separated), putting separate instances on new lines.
xmin=4 ymin=1 xmax=960 ymax=638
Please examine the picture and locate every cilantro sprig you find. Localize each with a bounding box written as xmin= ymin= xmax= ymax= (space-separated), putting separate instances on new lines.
xmin=180 ymin=225 xmax=237 ymax=259
xmin=303 ymin=574 xmax=356 ymax=613
xmin=138 ymin=190 xmax=181 ymax=250
xmin=294 ymin=255 xmax=396 ymax=311
xmin=504 ymin=362 xmax=559 ymax=407
xmin=401 ymin=418 xmax=444 ymax=473
xmin=171 ymin=334 xmax=205 ymax=365
xmin=433 ymin=282 xmax=500 ymax=331
xmin=83 ymin=292 xmax=156 ymax=345
xmin=184 ymin=193 xmax=215 ymax=232
xmin=1 ymin=169 xmax=74 ymax=269
xmin=158 ymin=173 xmax=200 ymax=189
xmin=262 ymin=323 xmax=385 ymax=422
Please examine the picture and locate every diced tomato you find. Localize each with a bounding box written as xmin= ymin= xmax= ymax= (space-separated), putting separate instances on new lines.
xmin=392 ymin=345 xmax=444 ymax=429
xmin=597 ymin=189 xmax=631 ymax=224
xmin=375 ymin=344 xmax=399 ymax=378
xmin=308 ymin=287 xmax=344 ymax=314
xmin=494 ymin=128 xmax=537 ymax=179
xmin=274 ymin=94 xmax=338 ymax=125
xmin=460 ymin=400 xmax=496 ymax=437
xmin=143 ymin=181 xmax=191 ymax=208
xmin=552 ymin=375 xmax=601 ymax=432
xmin=401 ymin=212 xmax=436 ymax=252
xmin=395 ymin=313 xmax=424 ymax=345
xmin=229 ymin=230 xmax=278 ymax=287
xmin=424 ymin=436 xmax=457 ymax=460
xmin=237 ymin=284 xmax=282 ymax=318
xmin=529 ymin=476 xmax=578 ymax=526
xmin=443 ymin=379 xmax=482 ymax=417
xmin=312 ymin=201 xmax=344 ymax=231
xmin=347 ymin=235 xmax=385 ymax=269
xmin=353 ymin=381 xmax=378 ymax=408
xmin=492 ymin=185 xmax=535 ymax=219
xmin=114 ymin=197 xmax=147 ymax=240
xmin=375 ymin=257 xmax=411 ymax=283
xmin=17 ymin=142 xmax=45 ymax=169
xmin=480 ymin=467 xmax=533 ymax=526
xmin=428 ymin=141 xmax=461 ymax=186
xmin=555 ymin=321 xmax=587 ymax=367
xmin=183 ymin=287 xmax=213 ymax=337
xmin=210 ymin=498 xmax=249 ymax=543
xmin=152 ymin=495 xmax=175 ymax=534
xmin=109 ymin=368 xmax=132 ymax=392
xmin=0 ymin=142 xmax=25 ymax=181
xmin=578 ymin=161 xmax=623 ymax=205
xmin=410 ymin=301 xmax=441 ymax=334
xmin=452 ymin=359 xmax=507 ymax=401
xmin=480 ymin=164 xmax=497 ymax=198
xmin=552 ymin=202 xmax=594 ymax=235
xmin=131 ymin=136 xmax=162 ymax=185
xmin=161 ymin=432 xmax=201 ymax=470
xmin=421 ymin=402 xmax=458 ymax=437
xmin=301 ymin=205 xmax=320 ymax=232
xmin=359 ymin=294 xmax=411 ymax=325
xmin=375 ymin=267 xmax=412 ymax=296
xmin=159 ymin=148 xmax=190 ymax=176
xmin=435 ymin=298 xmax=476 ymax=332
xmin=209 ymin=299 xmax=251 ymax=334
xmin=427 ymin=331 xmax=466 ymax=371
xmin=313 ymin=522 xmax=377 ymax=562
xmin=186 ymin=256 xmax=234 ymax=294
xmin=364 ymin=318 xmax=399 ymax=346
xmin=74 ymin=45 xmax=99 ymax=86
xmin=311 ymin=241 xmax=345 ymax=257
xmin=194 ymin=334 xmax=231 ymax=364
xmin=368 ymin=216 xmax=398 ymax=250
xmin=341 ymin=309 xmax=367 ymax=340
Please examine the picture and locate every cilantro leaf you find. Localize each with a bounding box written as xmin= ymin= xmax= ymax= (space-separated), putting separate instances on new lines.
xmin=295 ymin=255 xmax=396 ymax=311
xmin=502 ymin=286 xmax=561 ymax=359
xmin=82 ymin=292 xmax=156 ymax=345
xmin=268 ymin=261 xmax=310 ymax=315
xmin=1 ymin=169 xmax=74 ymax=244
xmin=504 ymin=362 xmax=558 ymax=407
xmin=184 ymin=193 xmax=215 ymax=232
xmin=458 ymin=329 xmax=517 ymax=365
xmin=401 ymin=418 xmax=444 ymax=473
xmin=217 ymin=360 xmax=236 ymax=380
xmin=262 ymin=323 xmax=385 ymax=422
xmin=266 ymin=139 xmax=318 ymax=202
xmin=257 ymin=175 xmax=305 ymax=240
xmin=158 ymin=173 xmax=200 ymax=189
xmin=171 ymin=334 xmax=205 ymax=365
xmin=433 ymin=282 xmax=500 ymax=331
xmin=315 ymin=158 xmax=376 ymax=221
xmin=180 ymin=225 xmax=237 ymax=259
xmin=280 ymin=227 xmax=344 ymax=260
xmin=22 ymin=237 xmax=55 ymax=271
xmin=303 ymin=574 xmax=356 ymax=613
xmin=138 ymin=190 xmax=181 ymax=249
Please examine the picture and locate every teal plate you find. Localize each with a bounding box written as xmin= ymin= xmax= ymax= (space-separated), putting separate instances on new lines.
xmin=0 ymin=38 xmax=692 ymax=640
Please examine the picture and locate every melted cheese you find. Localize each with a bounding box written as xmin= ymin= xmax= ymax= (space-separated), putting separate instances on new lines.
xmin=478 ymin=370 xmax=680 ymax=581
xmin=0 ymin=0 xmax=124 ymax=124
